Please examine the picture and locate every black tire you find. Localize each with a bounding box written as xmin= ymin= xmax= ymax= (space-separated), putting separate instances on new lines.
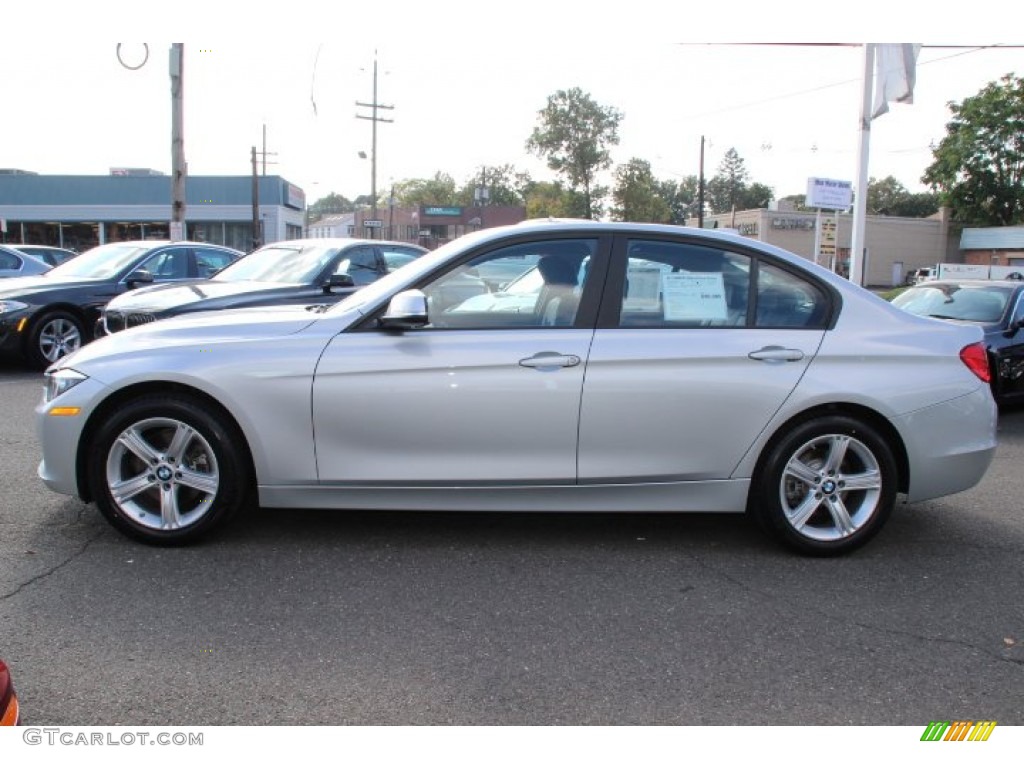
xmin=750 ymin=415 xmax=897 ymax=556
xmin=27 ymin=310 xmax=86 ymax=369
xmin=87 ymin=394 xmax=251 ymax=545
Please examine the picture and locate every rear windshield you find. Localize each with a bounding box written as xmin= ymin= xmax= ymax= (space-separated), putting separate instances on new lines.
xmin=893 ymin=283 xmax=1011 ymax=323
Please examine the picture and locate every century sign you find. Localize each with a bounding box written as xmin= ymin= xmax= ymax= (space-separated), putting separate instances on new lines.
xmin=806 ymin=177 xmax=853 ymax=210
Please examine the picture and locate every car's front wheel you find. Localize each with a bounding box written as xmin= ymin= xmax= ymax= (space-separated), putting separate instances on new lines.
xmin=751 ymin=415 xmax=897 ymax=555
xmin=88 ymin=395 xmax=251 ymax=545
xmin=28 ymin=310 xmax=85 ymax=369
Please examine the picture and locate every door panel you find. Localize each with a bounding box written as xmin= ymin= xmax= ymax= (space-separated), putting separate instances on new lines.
xmin=312 ymin=329 xmax=594 ymax=484
xmin=578 ymin=328 xmax=824 ymax=482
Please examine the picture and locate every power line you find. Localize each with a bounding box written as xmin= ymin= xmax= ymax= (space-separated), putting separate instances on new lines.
xmin=677 ymin=44 xmax=1015 ymax=120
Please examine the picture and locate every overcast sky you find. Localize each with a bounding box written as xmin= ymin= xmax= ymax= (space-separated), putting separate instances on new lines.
xmin=2 ymin=3 xmax=1019 ymax=206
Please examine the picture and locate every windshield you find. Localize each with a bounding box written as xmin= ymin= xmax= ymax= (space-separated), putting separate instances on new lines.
xmin=214 ymin=244 xmax=342 ymax=283
xmin=893 ymin=283 xmax=1011 ymax=323
xmin=45 ymin=243 xmax=152 ymax=279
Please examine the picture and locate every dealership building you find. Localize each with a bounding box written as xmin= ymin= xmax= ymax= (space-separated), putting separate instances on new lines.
xmin=0 ymin=170 xmax=306 ymax=253
xmin=695 ymin=204 xmax=960 ymax=287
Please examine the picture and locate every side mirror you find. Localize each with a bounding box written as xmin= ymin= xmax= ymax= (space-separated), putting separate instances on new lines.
xmin=323 ymin=273 xmax=355 ymax=294
xmin=125 ymin=269 xmax=154 ymax=288
xmin=380 ymin=289 xmax=428 ymax=329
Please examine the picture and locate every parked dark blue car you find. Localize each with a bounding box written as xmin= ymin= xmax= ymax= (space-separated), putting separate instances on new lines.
xmin=893 ymin=278 xmax=1024 ymax=404
xmin=0 ymin=240 xmax=242 ymax=368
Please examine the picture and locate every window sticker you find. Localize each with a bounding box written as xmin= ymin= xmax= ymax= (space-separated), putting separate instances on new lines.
xmin=623 ymin=264 xmax=668 ymax=312
xmin=662 ymin=272 xmax=728 ymax=322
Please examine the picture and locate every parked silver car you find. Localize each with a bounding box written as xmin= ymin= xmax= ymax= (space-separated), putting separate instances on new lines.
xmin=36 ymin=221 xmax=998 ymax=554
xmin=0 ymin=245 xmax=51 ymax=278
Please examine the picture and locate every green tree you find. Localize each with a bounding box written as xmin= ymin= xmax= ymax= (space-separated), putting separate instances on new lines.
xmin=392 ymin=173 xmax=459 ymax=207
xmin=704 ymin=149 xmax=774 ymax=214
xmin=867 ymin=175 xmax=909 ymax=215
xmin=923 ymin=73 xmax=1024 ymax=225
xmin=706 ymin=148 xmax=750 ymax=214
xmin=738 ymin=182 xmax=775 ymax=211
xmin=893 ymin=192 xmax=940 ymax=218
xmin=610 ymin=158 xmax=671 ymax=222
xmin=776 ymin=194 xmax=813 ymax=212
xmin=656 ymin=175 xmax=699 ymax=224
xmin=867 ymin=176 xmax=939 ymax=217
xmin=308 ymin=192 xmax=355 ymax=220
xmin=521 ymin=180 xmax=583 ymax=219
xmin=526 ymin=87 xmax=623 ymax=219
xmin=456 ymin=164 xmax=532 ymax=206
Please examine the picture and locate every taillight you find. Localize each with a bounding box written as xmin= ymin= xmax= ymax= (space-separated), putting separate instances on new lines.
xmin=960 ymin=342 xmax=991 ymax=383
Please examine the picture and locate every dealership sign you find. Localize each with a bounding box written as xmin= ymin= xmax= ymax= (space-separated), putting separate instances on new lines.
xmin=806 ymin=177 xmax=853 ymax=210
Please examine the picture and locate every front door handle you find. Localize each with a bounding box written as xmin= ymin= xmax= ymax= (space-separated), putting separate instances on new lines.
xmin=519 ymin=352 xmax=581 ymax=369
xmin=748 ymin=346 xmax=805 ymax=363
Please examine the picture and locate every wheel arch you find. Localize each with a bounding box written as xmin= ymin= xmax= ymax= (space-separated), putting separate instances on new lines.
xmin=24 ymin=303 xmax=94 ymax=346
xmin=75 ymin=381 xmax=256 ymax=504
xmin=748 ymin=402 xmax=910 ymax=505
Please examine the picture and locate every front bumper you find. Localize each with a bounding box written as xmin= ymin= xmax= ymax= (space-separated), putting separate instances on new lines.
xmin=0 ymin=310 xmax=32 ymax=355
xmin=36 ymin=374 xmax=112 ymax=499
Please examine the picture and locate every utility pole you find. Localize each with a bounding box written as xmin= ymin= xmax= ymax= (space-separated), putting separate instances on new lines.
xmin=356 ymin=51 xmax=394 ymax=238
xmin=170 ymin=44 xmax=186 ymax=241
xmin=258 ymin=123 xmax=278 ymax=176
xmin=251 ymin=146 xmax=261 ymax=251
xmin=697 ymin=135 xmax=705 ymax=229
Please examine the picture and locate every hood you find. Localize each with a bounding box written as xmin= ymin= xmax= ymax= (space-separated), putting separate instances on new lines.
xmin=105 ymin=279 xmax=300 ymax=310
xmin=59 ymin=304 xmax=326 ymax=370
xmin=0 ymin=275 xmax=105 ymax=300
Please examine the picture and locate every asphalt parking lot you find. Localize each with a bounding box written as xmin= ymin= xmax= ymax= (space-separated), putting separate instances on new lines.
xmin=1 ymin=358 xmax=1022 ymax=725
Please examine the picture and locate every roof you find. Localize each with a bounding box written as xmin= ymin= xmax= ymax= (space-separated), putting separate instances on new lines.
xmin=0 ymin=174 xmax=303 ymax=208
xmin=960 ymin=226 xmax=1024 ymax=250
xmin=309 ymin=213 xmax=354 ymax=227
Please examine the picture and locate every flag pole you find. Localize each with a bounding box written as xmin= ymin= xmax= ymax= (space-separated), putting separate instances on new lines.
xmin=849 ymin=43 xmax=874 ymax=287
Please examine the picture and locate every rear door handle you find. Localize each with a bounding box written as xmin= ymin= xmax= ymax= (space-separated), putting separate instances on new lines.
xmin=748 ymin=346 xmax=805 ymax=363
xmin=519 ymin=352 xmax=581 ymax=369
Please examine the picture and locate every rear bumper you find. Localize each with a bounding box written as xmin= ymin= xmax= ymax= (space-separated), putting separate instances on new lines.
xmin=899 ymin=386 xmax=998 ymax=502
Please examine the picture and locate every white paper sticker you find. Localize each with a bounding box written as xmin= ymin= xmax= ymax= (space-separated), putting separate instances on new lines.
xmin=661 ymin=272 xmax=728 ymax=322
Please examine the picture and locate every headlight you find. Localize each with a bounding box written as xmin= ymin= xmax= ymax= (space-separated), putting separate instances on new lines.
xmin=43 ymin=368 xmax=88 ymax=402
xmin=0 ymin=300 xmax=29 ymax=316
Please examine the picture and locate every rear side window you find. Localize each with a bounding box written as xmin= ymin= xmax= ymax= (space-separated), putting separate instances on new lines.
xmin=618 ymin=240 xmax=751 ymax=327
xmin=195 ymin=248 xmax=236 ymax=277
xmin=755 ymin=263 xmax=829 ymax=328
xmin=616 ymin=238 xmax=828 ymax=329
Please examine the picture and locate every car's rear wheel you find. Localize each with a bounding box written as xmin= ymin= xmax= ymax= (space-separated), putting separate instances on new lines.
xmin=88 ymin=395 xmax=251 ymax=545
xmin=751 ymin=415 xmax=897 ymax=555
xmin=28 ymin=311 xmax=85 ymax=369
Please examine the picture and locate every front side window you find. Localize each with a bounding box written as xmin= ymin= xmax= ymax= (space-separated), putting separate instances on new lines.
xmin=421 ymin=239 xmax=596 ymax=329
xmin=139 ymin=248 xmax=189 ymax=280
xmin=334 ymin=247 xmax=382 ymax=285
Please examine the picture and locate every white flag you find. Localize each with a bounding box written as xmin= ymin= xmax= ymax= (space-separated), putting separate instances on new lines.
xmin=871 ymin=43 xmax=921 ymax=119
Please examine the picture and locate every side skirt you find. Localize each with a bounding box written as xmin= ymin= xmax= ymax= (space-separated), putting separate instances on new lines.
xmin=258 ymin=479 xmax=751 ymax=513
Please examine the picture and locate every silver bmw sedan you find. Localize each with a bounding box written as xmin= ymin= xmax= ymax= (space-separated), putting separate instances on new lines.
xmin=36 ymin=221 xmax=997 ymax=555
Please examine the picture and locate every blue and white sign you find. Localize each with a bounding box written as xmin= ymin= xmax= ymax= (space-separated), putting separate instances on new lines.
xmin=806 ymin=177 xmax=853 ymax=210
